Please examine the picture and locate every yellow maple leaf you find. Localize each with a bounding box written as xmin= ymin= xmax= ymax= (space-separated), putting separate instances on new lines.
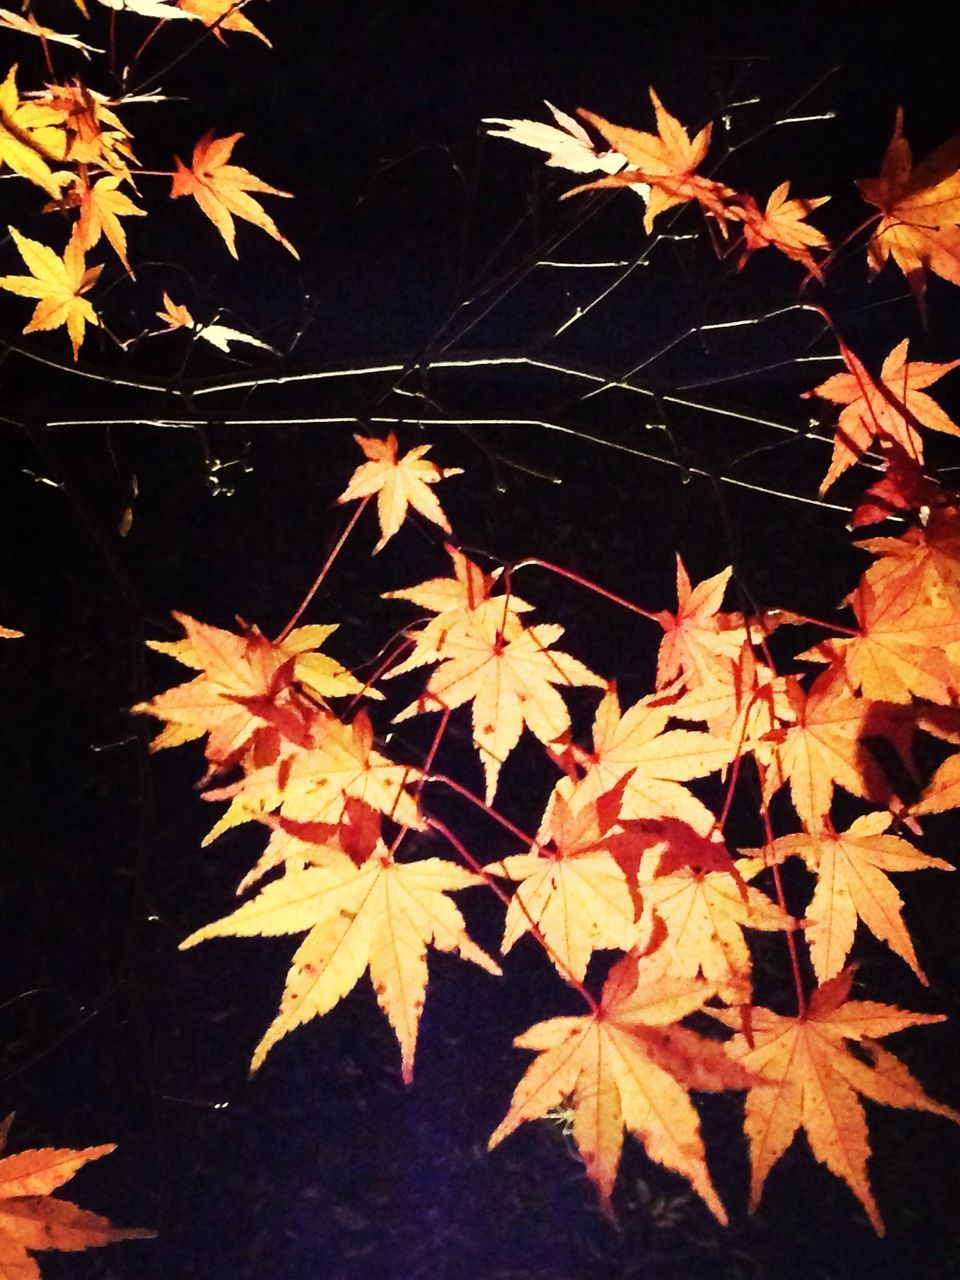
xmin=711 ymin=969 xmax=960 ymax=1234
xmin=653 ymin=556 xmax=748 ymax=691
xmin=913 ymin=748 xmax=960 ymax=816
xmin=742 ymin=813 xmax=952 ymax=983
xmin=384 ymin=544 xmax=533 ymax=676
xmin=338 ymin=433 xmax=463 ymax=553
xmin=0 ymin=65 xmax=68 ymax=198
xmin=182 ymin=839 xmax=500 ymax=1080
xmin=170 ymin=130 xmax=298 ymax=258
xmin=760 ymin=669 xmax=907 ymax=830
xmin=0 ymin=226 xmax=101 ymax=359
xmin=546 ymin=684 xmax=730 ymax=837
xmin=0 ymin=1116 xmax=153 ymax=1275
xmin=489 ymin=955 xmax=749 ymax=1221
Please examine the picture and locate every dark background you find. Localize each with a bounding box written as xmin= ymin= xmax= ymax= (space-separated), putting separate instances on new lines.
xmin=2 ymin=2 xmax=960 ymax=1277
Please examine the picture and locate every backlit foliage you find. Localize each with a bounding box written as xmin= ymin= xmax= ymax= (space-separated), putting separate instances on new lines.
xmin=4 ymin=5 xmax=960 ymax=1262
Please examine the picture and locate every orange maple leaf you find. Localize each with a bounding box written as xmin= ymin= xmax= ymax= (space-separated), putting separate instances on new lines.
xmin=653 ymin=556 xmax=747 ymax=691
xmin=486 ymin=784 xmax=651 ymax=982
xmin=337 ymin=433 xmax=463 ymax=553
xmin=858 ymin=107 xmax=960 ymax=309
xmin=0 ymin=1116 xmax=152 ymax=1276
xmin=914 ymin=749 xmax=960 ymax=816
xmin=805 ymin=336 xmax=960 ymax=494
xmin=760 ymin=669 xmax=908 ymax=830
xmin=489 ymin=955 xmax=749 ymax=1221
xmin=727 ymin=181 xmax=830 ymax=277
xmin=0 ymin=226 xmax=102 ymax=359
xmin=636 ymin=836 xmax=792 ymax=1002
xmin=181 ymin=836 xmax=499 ymax=1080
xmin=177 ymin=0 xmax=270 ymax=43
xmin=856 ymin=507 xmax=960 ymax=620
xmin=712 ymin=969 xmax=960 ymax=1233
xmin=170 ymin=130 xmax=298 ymax=259
xmin=798 ymin=578 xmax=960 ymax=704
xmin=567 ymin=89 xmax=734 ymax=233
xmin=134 ymin=612 xmax=372 ymax=768
xmin=744 ymin=813 xmax=952 ymax=983
xmin=50 ymin=173 xmax=145 ymax=276
xmin=33 ymin=80 xmax=134 ymax=177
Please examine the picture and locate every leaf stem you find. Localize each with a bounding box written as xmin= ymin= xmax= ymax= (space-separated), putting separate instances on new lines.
xmin=761 ymin=805 xmax=806 ymax=1017
xmin=275 ymin=494 xmax=370 ymax=642
xmin=511 ymin=557 xmax=663 ymax=622
xmin=424 ymin=772 xmax=536 ymax=847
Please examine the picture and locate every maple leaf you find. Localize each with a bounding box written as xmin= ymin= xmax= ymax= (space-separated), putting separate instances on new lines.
xmin=566 ymin=90 xmax=734 ymax=233
xmin=337 ymin=433 xmax=464 ymax=553
xmin=29 ymin=81 xmax=134 ymax=176
xmin=202 ymin=708 xmax=424 ymax=843
xmin=653 ymin=556 xmax=747 ymax=691
xmin=635 ymin=837 xmax=792 ymax=1002
xmin=182 ymin=839 xmax=500 ymax=1080
xmin=0 ymin=66 xmax=68 ymax=197
xmin=49 ymin=174 xmax=145 ymax=276
xmin=156 ymin=291 xmax=276 ymax=353
xmin=0 ymin=227 xmax=102 ymax=360
xmin=0 ymin=8 xmax=103 ymax=55
xmin=799 ymin=578 xmax=960 ymax=705
xmin=760 ymin=669 xmax=909 ymax=830
xmin=913 ymin=750 xmax=960 ymax=816
xmin=727 ymin=181 xmax=830 ymax=277
xmin=489 ymin=955 xmax=749 ymax=1221
xmin=743 ymin=813 xmax=952 ymax=983
xmin=670 ymin=637 xmax=794 ymax=778
xmin=134 ymin=611 xmax=373 ymax=767
xmin=545 ymin=684 xmax=730 ymax=837
xmin=849 ymin=443 xmax=950 ymax=528
xmin=857 ymin=107 xmax=960 ymax=309
xmin=394 ymin=620 xmax=605 ymax=804
xmin=0 ymin=1117 xmax=153 ymax=1276
xmin=170 ymin=130 xmax=298 ymax=259
xmin=805 ymin=337 xmax=960 ymax=494
xmin=856 ymin=507 xmax=960 ymax=619
xmin=711 ymin=969 xmax=960 ymax=1233
xmin=383 ymin=544 xmax=533 ymax=675
xmin=177 ymin=0 xmax=270 ymax=44
xmin=483 ymin=100 xmax=640 ymax=181
xmin=486 ymin=784 xmax=652 ymax=982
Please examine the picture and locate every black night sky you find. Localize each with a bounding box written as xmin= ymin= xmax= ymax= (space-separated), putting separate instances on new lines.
xmin=2 ymin=3 xmax=960 ymax=1278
